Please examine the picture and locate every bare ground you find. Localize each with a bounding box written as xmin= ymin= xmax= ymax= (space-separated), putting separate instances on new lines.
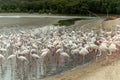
xmin=70 ymin=18 xmax=120 ymax=32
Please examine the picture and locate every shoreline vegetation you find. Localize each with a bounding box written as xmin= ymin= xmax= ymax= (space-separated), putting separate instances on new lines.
xmin=0 ymin=0 xmax=120 ymax=16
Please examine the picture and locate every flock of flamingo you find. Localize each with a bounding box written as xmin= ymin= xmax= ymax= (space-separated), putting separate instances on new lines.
xmin=0 ymin=25 xmax=120 ymax=80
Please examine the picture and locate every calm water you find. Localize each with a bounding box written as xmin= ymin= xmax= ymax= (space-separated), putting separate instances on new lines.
xmin=0 ymin=15 xmax=95 ymax=27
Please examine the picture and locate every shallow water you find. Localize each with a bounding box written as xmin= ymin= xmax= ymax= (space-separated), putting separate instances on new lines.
xmin=0 ymin=14 xmax=95 ymax=27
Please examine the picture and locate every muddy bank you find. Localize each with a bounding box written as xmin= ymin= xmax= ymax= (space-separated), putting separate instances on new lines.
xmin=69 ymin=18 xmax=120 ymax=32
xmin=40 ymin=54 xmax=120 ymax=80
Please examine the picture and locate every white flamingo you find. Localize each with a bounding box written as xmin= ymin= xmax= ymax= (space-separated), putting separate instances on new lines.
xmin=89 ymin=43 xmax=99 ymax=61
xmin=108 ymin=43 xmax=118 ymax=58
xmin=79 ymin=46 xmax=89 ymax=64
xmin=97 ymin=42 xmax=109 ymax=61
xmin=56 ymin=48 xmax=70 ymax=67
xmin=71 ymin=48 xmax=80 ymax=65
xmin=59 ymin=51 xmax=70 ymax=67
xmin=15 ymin=51 xmax=28 ymax=80
xmin=40 ymin=49 xmax=50 ymax=76
xmin=7 ymin=54 xmax=16 ymax=78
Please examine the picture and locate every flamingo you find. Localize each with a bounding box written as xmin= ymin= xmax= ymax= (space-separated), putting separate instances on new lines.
xmin=7 ymin=54 xmax=16 ymax=78
xmin=56 ymin=48 xmax=70 ymax=67
xmin=108 ymin=43 xmax=118 ymax=58
xmin=30 ymin=49 xmax=40 ymax=78
xmin=89 ymin=43 xmax=99 ymax=61
xmin=15 ymin=51 xmax=28 ymax=80
xmin=0 ymin=48 xmax=7 ymax=57
xmin=60 ymin=52 xmax=70 ymax=66
xmin=97 ymin=42 xmax=109 ymax=61
xmin=55 ymin=48 xmax=63 ymax=68
xmin=71 ymin=48 xmax=80 ymax=65
xmin=79 ymin=46 xmax=89 ymax=64
xmin=40 ymin=49 xmax=50 ymax=76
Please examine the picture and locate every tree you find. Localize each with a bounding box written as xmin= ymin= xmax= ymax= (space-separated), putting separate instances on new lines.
xmin=0 ymin=0 xmax=119 ymax=15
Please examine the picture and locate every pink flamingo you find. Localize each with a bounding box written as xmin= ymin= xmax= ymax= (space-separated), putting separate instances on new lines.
xmin=30 ymin=49 xmax=40 ymax=78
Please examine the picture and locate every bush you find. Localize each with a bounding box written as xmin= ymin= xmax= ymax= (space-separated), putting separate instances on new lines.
xmin=38 ymin=9 xmax=45 ymax=14
xmin=29 ymin=10 xmax=34 ymax=13
xmin=14 ymin=8 xmax=21 ymax=12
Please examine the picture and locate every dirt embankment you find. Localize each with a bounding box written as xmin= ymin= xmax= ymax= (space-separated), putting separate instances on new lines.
xmin=70 ymin=17 xmax=120 ymax=32
xmin=40 ymin=56 xmax=120 ymax=80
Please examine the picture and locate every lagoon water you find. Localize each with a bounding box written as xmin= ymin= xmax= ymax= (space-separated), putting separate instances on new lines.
xmin=0 ymin=14 xmax=95 ymax=27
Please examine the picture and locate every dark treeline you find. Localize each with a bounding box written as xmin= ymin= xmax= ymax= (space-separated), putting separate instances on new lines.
xmin=0 ymin=0 xmax=120 ymax=15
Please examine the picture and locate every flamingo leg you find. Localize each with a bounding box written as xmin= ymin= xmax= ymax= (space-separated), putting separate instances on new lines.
xmin=0 ymin=64 xmax=2 ymax=79
xmin=56 ymin=54 xmax=60 ymax=68
xmin=36 ymin=60 xmax=39 ymax=79
xmin=96 ymin=49 xmax=101 ymax=61
xmin=94 ymin=49 xmax=97 ymax=61
xmin=73 ymin=54 xmax=77 ymax=66
xmin=75 ymin=54 xmax=78 ymax=65
xmin=83 ymin=55 xmax=85 ymax=64
xmin=1 ymin=64 xmax=2 ymax=75
xmin=10 ymin=62 xmax=13 ymax=79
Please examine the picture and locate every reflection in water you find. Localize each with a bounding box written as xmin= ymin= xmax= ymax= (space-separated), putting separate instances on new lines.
xmin=55 ymin=18 xmax=91 ymax=26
